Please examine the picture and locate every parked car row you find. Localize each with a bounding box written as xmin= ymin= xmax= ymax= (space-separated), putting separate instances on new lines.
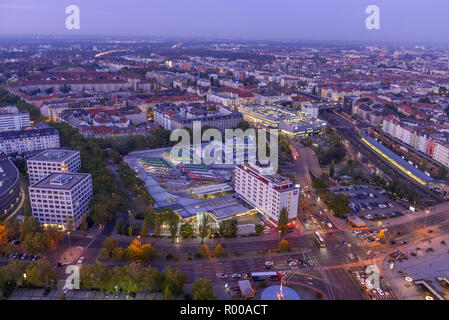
xmin=0 ymin=251 xmax=41 ymax=261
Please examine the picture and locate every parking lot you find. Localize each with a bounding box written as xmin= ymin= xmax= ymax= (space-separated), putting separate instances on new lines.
xmin=332 ymin=185 xmax=409 ymax=221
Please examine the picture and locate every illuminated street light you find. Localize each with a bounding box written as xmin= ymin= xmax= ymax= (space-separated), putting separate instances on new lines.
xmin=405 ymin=276 xmax=413 ymax=282
xmin=425 ymin=295 xmax=434 ymax=300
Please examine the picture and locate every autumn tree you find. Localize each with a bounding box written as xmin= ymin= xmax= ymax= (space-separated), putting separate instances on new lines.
xmin=214 ymin=243 xmax=224 ymax=257
xmin=192 ymin=278 xmax=217 ymax=300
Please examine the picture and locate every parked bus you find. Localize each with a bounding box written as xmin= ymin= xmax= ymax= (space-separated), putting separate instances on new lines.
xmin=314 ymin=231 xmax=326 ymax=248
xmin=251 ymin=272 xmax=281 ymax=281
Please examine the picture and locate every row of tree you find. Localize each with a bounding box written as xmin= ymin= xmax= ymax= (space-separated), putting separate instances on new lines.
xmin=0 ymin=217 xmax=64 ymax=256
xmin=98 ymin=237 xmax=157 ymax=263
xmin=49 ymin=122 xmax=127 ymax=225
xmin=0 ymin=260 xmax=57 ymax=298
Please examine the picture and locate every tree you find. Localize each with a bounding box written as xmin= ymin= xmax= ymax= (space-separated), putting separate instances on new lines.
xmin=199 ymin=244 xmax=211 ymax=258
xmin=277 ymin=207 xmax=289 ymax=238
xmin=163 ymin=286 xmax=173 ymax=300
xmin=279 ymin=239 xmax=291 ymax=252
xmin=214 ymin=243 xmax=224 ymax=257
xmin=198 ymin=214 xmax=210 ymax=244
xmin=329 ymin=160 xmax=335 ymax=178
xmin=219 ymin=219 xmax=238 ymax=238
xmin=163 ymin=267 xmax=187 ymax=297
xmin=24 ymin=259 xmax=57 ymax=288
xmin=180 ymin=223 xmax=194 ymax=239
xmin=436 ymin=166 xmax=448 ymax=180
xmin=141 ymin=218 xmax=148 ymax=238
xmin=80 ymin=215 xmax=88 ymax=233
xmin=19 ymin=216 xmax=41 ymax=242
xmin=192 ymin=278 xmax=217 ymax=300
xmin=165 ymin=209 xmax=180 ymax=243
xmin=22 ymin=232 xmax=49 ymax=255
xmin=329 ymin=193 xmax=351 ymax=218
xmin=255 ymin=224 xmax=264 ymax=235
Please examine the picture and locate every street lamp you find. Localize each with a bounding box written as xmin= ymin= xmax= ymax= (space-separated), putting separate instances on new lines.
xmin=425 ymin=209 xmax=430 ymax=228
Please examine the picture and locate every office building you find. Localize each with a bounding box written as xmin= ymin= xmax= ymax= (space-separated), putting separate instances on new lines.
xmin=26 ymin=149 xmax=81 ymax=184
xmin=29 ymin=173 xmax=93 ymax=229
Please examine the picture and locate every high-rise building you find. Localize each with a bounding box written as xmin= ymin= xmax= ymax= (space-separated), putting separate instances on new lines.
xmin=26 ymin=149 xmax=81 ymax=185
xmin=29 ymin=173 xmax=93 ymax=229
xmin=234 ymin=164 xmax=299 ymax=223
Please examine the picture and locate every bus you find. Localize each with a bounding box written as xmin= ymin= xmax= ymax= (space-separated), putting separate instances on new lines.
xmin=251 ymin=272 xmax=282 ymax=281
xmin=314 ymin=231 xmax=326 ymax=248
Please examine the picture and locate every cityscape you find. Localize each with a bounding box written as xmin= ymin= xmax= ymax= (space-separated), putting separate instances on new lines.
xmin=0 ymin=0 xmax=449 ymax=310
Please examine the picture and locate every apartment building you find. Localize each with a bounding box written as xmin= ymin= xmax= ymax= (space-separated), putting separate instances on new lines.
xmin=29 ymin=173 xmax=93 ymax=229
xmin=234 ymin=164 xmax=299 ymax=223
xmin=0 ymin=127 xmax=60 ymax=154
xmin=26 ymin=149 xmax=81 ymax=184
xmin=0 ymin=106 xmax=30 ymax=132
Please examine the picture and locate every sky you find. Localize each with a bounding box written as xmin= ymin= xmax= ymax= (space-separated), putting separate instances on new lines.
xmin=0 ymin=0 xmax=448 ymax=43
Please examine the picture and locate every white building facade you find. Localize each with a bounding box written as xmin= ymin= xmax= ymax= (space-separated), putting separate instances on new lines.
xmin=234 ymin=164 xmax=299 ymax=223
xmin=29 ymin=173 xmax=93 ymax=229
xmin=26 ymin=149 xmax=81 ymax=185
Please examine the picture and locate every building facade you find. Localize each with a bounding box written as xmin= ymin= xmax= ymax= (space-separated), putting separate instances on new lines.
xmin=0 ymin=128 xmax=60 ymax=154
xmin=234 ymin=164 xmax=299 ymax=223
xmin=26 ymin=149 xmax=81 ymax=185
xmin=29 ymin=173 xmax=93 ymax=229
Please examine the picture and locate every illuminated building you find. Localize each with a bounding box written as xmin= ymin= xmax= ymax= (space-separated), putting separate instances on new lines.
xmin=234 ymin=163 xmax=299 ymax=223
xmin=29 ymin=173 xmax=93 ymax=229
xmin=26 ymin=149 xmax=81 ymax=184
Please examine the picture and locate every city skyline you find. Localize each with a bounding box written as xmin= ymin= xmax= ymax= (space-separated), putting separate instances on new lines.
xmin=0 ymin=0 xmax=448 ymax=44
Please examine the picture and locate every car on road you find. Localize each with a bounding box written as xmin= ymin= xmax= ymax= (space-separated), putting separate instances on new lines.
xmin=400 ymin=241 xmax=407 ymax=245
xmin=105 ymin=292 xmax=110 ymax=298
xmin=231 ymin=274 xmax=242 ymax=279
xmin=77 ymin=257 xmax=85 ymax=264
xmin=63 ymin=284 xmax=68 ymax=294
xmin=42 ymin=288 xmax=51 ymax=297
xmin=377 ymin=288 xmax=384 ymax=296
xmin=115 ymin=291 xmax=120 ymax=298
xmin=220 ymin=273 xmax=227 ymax=280
xmin=20 ymin=254 xmax=27 ymax=260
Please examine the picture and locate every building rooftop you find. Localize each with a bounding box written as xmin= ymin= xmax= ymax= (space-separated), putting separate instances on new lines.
xmin=30 ymin=172 xmax=90 ymax=190
xmin=0 ymin=153 xmax=19 ymax=197
xmin=28 ymin=149 xmax=78 ymax=163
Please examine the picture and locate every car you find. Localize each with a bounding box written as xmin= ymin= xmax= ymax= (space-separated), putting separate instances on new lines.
xmin=390 ymin=240 xmax=396 ymax=245
xmin=63 ymin=285 xmax=68 ymax=294
xmin=288 ymin=261 xmax=298 ymax=267
xmin=77 ymin=257 xmax=85 ymax=264
xmin=42 ymin=288 xmax=51 ymax=297
xmin=231 ymin=274 xmax=242 ymax=279
xmin=105 ymin=292 xmax=110 ymax=298
xmin=428 ymin=230 xmax=433 ymax=233
xmin=377 ymin=288 xmax=385 ymax=296
xmin=400 ymin=241 xmax=408 ymax=245
xmin=220 ymin=273 xmax=227 ymax=280
xmin=115 ymin=291 xmax=120 ymax=298
xmin=57 ymin=262 xmax=63 ymax=267
xmin=21 ymin=254 xmax=27 ymax=260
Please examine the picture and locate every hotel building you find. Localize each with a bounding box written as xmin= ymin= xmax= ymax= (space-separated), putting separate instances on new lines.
xmin=234 ymin=164 xmax=299 ymax=223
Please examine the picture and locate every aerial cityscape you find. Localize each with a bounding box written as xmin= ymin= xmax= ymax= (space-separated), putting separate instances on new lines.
xmin=1 ymin=0 xmax=449 ymax=309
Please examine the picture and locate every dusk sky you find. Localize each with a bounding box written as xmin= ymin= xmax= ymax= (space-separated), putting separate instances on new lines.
xmin=0 ymin=0 xmax=448 ymax=43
